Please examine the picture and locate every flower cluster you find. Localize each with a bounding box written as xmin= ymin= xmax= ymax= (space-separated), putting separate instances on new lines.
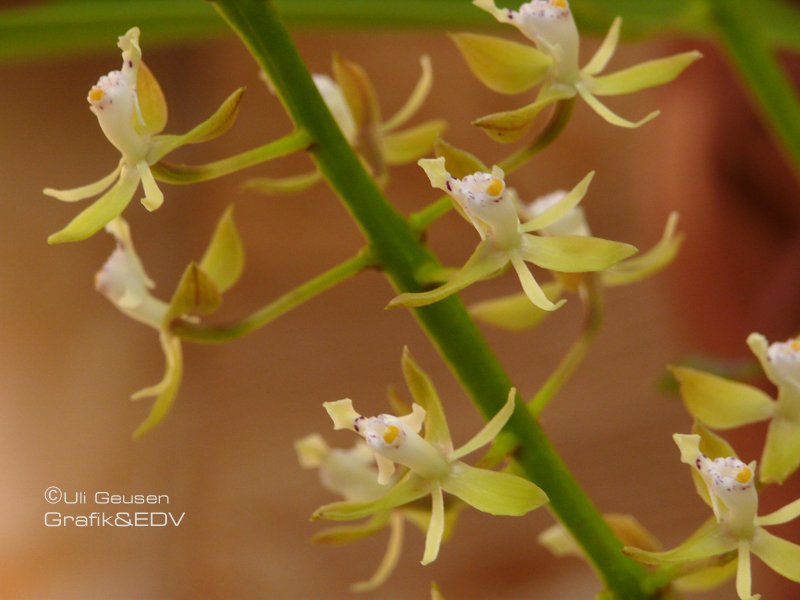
xmin=451 ymin=0 xmax=701 ymax=141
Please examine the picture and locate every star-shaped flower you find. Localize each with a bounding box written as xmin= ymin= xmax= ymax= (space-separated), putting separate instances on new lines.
xmin=625 ymin=433 xmax=800 ymax=600
xmin=45 ymin=27 xmax=245 ymax=243
xmin=315 ymin=348 xmax=548 ymax=565
xmin=389 ymin=157 xmax=637 ymax=311
xmin=673 ymin=333 xmax=800 ymax=484
xmin=96 ymin=208 xmax=243 ymax=438
xmin=453 ymin=0 xmax=701 ymax=141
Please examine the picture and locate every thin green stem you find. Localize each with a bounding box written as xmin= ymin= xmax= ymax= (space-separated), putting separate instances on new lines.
xmin=711 ymin=0 xmax=800 ymax=176
xmin=174 ymin=248 xmax=374 ymax=343
xmin=529 ymin=273 xmax=604 ymax=416
xmin=408 ymin=99 xmax=576 ymax=233
xmin=499 ymin=98 xmax=576 ymax=173
xmin=151 ymin=129 xmax=312 ymax=184
xmin=212 ymin=1 xmax=649 ymax=597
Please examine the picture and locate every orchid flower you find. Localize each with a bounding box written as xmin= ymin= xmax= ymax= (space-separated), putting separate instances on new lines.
xmin=315 ymin=348 xmax=548 ymax=566
xmin=247 ymin=54 xmax=445 ymax=193
xmin=389 ymin=157 xmax=636 ymax=312
xmin=295 ymin=434 xmax=408 ymax=592
xmin=625 ymin=433 xmax=800 ymax=600
xmin=452 ymin=0 xmax=701 ymax=141
xmin=96 ymin=208 xmax=244 ymax=438
xmin=470 ymin=188 xmax=681 ymax=330
xmin=45 ymin=27 xmax=245 ymax=244
xmin=673 ymin=333 xmax=800 ymax=484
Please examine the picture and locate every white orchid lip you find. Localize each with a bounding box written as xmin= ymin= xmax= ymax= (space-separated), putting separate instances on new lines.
xmin=699 ymin=456 xmax=755 ymax=492
xmin=767 ymin=338 xmax=800 ymax=385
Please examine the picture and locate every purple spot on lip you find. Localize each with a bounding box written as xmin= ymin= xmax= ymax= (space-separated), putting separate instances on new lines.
xmin=446 ymin=180 xmax=452 ymax=191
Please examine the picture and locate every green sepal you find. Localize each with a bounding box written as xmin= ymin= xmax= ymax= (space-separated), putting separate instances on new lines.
xmin=450 ymin=32 xmax=551 ymax=94
xmin=381 ymin=54 xmax=433 ymax=133
xmin=47 ymin=165 xmax=139 ymax=244
xmin=165 ymin=262 xmax=221 ymax=326
xmin=131 ymin=331 xmax=183 ymax=439
xmin=603 ymin=212 xmax=683 ymax=286
xmin=473 ymin=88 xmax=572 ymax=143
xmin=760 ymin=416 xmax=800 ymax=484
xmin=433 ymin=138 xmax=487 ymax=178
xmin=387 ymin=241 xmax=508 ymax=309
xmin=469 ymin=283 xmax=563 ymax=331
xmin=199 ymin=206 xmax=245 ymax=294
xmin=401 ymin=347 xmax=453 ymax=453
xmin=672 ymin=366 xmax=775 ymax=429
xmin=576 ymin=83 xmax=659 ymax=128
xmin=450 ymin=389 xmax=516 ymax=461
xmin=148 ymin=87 xmax=246 ymax=162
xmin=623 ymin=519 xmax=736 ymax=566
xmin=332 ymin=53 xmax=380 ymax=132
xmin=350 ymin=511 xmax=405 ymax=592
xmin=590 ymin=51 xmax=703 ymax=97
xmin=312 ymin=472 xmax=431 ymax=521
xmin=519 ymin=234 xmax=637 ymax=273
xmin=380 ymin=119 xmax=446 ymax=165
xmin=135 ymin=61 xmax=167 ymax=136
xmin=750 ymin=529 xmax=800 ymax=583
xmin=44 ymin=162 xmax=122 ymax=202
xmin=756 ymin=497 xmax=800 ymax=527
xmin=674 ymin=558 xmax=737 ymax=593
xmin=243 ymin=170 xmax=322 ymax=194
xmin=520 ymin=171 xmax=594 ymax=233
xmin=311 ymin=511 xmax=391 ymax=544
xmin=441 ymin=461 xmax=548 ymax=516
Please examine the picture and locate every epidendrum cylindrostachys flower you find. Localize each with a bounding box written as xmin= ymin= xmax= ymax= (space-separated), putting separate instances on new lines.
xmin=314 ymin=348 xmax=548 ymax=566
xmin=44 ymin=27 xmax=245 ymax=244
xmin=388 ymin=156 xmax=637 ymax=312
xmin=452 ymin=0 xmax=701 ymax=141
xmin=295 ymin=433 xmax=460 ymax=592
xmin=246 ymin=54 xmax=445 ymax=193
xmin=96 ymin=208 xmax=244 ymax=438
xmin=470 ymin=187 xmax=682 ymax=330
xmin=673 ymin=333 xmax=800 ymax=484
xmin=624 ymin=433 xmax=800 ymax=600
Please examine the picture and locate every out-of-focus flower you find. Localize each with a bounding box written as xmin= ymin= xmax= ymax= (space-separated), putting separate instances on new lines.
xmin=625 ymin=433 xmax=800 ymax=600
xmin=314 ymin=348 xmax=548 ymax=566
xmin=246 ymin=54 xmax=445 ymax=193
xmin=452 ymin=0 xmax=701 ymax=141
xmin=389 ymin=157 xmax=636 ymax=312
xmin=45 ymin=27 xmax=245 ymax=243
xmin=96 ymin=208 xmax=244 ymax=438
xmin=674 ymin=333 xmax=800 ymax=483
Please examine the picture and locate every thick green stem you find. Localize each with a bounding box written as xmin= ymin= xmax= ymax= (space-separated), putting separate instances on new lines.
xmin=529 ymin=273 xmax=604 ymax=416
xmin=711 ymin=0 xmax=800 ymax=177
xmin=151 ymin=129 xmax=312 ymax=184
xmin=212 ymin=1 xmax=650 ymax=597
xmin=174 ymin=248 xmax=374 ymax=343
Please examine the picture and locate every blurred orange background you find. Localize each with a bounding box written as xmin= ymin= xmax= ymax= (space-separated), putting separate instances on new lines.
xmin=1 ymin=13 xmax=799 ymax=600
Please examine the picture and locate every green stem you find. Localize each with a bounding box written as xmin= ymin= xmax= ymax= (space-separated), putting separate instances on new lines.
xmin=499 ymin=98 xmax=576 ymax=173
xmin=711 ymin=0 xmax=800 ymax=176
xmin=212 ymin=1 xmax=649 ymax=597
xmin=529 ymin=273 xmax=604 ymax=416
xmin=151 ymin=129 xmax=312 ymax=184
xmin=408 ymin=99 xmax=576 ymax=233
xmin=174 ymin=248 xmax=374 ymax=343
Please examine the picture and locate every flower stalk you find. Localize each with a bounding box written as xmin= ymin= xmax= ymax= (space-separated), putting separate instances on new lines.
xmin=211 ymin=1 xmax=650 ymax=597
